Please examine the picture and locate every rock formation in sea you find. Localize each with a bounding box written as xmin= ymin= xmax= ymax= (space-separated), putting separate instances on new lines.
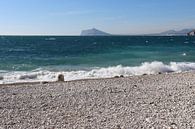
xmin=187 ymin=30 xmax=195 ymax=36
xmin=80 ymin=28 xmax=111 ymax=36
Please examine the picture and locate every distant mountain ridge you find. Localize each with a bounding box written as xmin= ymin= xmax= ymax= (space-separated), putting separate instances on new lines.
xmin=81 ymin=28 xmax=111 ymax=36
xmin=148 ymin=29 xmax=194 ymax=36
xmin=81 ymin=28 xmax=194 ymax=36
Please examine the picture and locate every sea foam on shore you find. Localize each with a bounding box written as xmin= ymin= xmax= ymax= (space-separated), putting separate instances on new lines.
xmin=1 ymin=61 xmax=195 ymax=84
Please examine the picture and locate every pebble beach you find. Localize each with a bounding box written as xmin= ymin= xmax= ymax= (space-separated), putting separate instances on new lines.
xmin=0 ymin=72 xmax=195 ymax=129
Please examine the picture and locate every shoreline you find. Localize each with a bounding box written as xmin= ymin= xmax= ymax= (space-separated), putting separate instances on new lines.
xmin=1 ymin=71 xmax=195 ymax=128
xmin=0 ymin=71 xmax=193 ymax=87
xmin=1 ymin=61 xmax=195 ymax=86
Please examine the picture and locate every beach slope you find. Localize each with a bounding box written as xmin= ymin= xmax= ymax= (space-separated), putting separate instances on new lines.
xmin=0 ymin=72 xmax=195 ymax=128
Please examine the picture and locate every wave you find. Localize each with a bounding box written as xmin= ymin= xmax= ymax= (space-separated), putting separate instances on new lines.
xmin=45 ymin=37 xmax=56 ymax=41
xmin=1 ymin=61 xmax=195 ymax=84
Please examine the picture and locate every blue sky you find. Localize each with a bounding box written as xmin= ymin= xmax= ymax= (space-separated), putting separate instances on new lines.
xmin=0 ymin=0 xmax=195 ymax=35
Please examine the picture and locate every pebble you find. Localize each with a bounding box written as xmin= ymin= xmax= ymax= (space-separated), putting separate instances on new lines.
xmin=0 ymin=72 xmax=195 ymax=128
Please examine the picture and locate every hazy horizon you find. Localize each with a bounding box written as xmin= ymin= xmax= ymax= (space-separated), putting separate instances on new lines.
xmin=0 ymin=0 xmax=195 ymax=35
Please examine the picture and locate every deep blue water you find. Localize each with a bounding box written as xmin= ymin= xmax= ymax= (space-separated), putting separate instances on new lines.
xmin=0 ymin=36 xmax=195 ymax=71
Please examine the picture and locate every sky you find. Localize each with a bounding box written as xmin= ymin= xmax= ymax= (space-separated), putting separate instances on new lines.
xmin=0 ymin=0 xmax=195 ymax=35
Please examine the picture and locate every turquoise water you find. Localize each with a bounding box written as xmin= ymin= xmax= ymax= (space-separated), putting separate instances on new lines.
xmin=1 ymin=36 xmax=195 ymax=70
xmin=0 ymin=36 xmax=195 ymax=83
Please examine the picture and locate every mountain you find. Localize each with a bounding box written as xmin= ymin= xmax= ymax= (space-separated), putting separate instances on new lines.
xmin=150 ymin=29 xmax=193 ymax=36
xmin=81 ymin=28 xmax=111 ymax=36
xmin=81 ymin=28 xmax=193 ymax=36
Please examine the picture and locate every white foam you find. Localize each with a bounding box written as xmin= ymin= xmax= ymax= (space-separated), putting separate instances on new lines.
xmin=1 ymin=61 xmax=195 ymax=84
xmin=182 ymin=53 xmax=186 ymax=56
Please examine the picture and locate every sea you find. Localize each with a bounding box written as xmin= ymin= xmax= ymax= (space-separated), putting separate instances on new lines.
xmin=0 ymin=36 xmax=195 ymax=84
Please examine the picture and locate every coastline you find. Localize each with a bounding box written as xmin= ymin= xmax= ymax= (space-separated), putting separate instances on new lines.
xmin=0 ymin=71 xmax=193 ymax=86
xmin=0 ymin=71 xmax=195 ymax=128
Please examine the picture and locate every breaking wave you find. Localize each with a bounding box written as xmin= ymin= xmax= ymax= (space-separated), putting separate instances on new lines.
xmin=1 ymin=61 xmax=195 ymax=84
